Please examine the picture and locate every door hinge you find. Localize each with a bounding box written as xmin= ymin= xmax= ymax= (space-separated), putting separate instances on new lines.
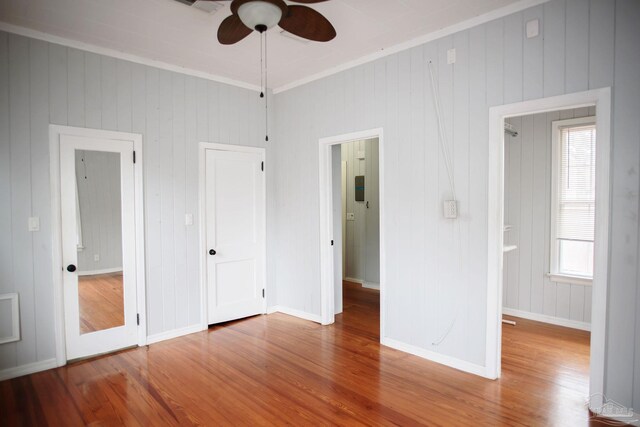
xmin=133 ymin=150 xmax=137 ymax=164
xmin=262 ymin=289 xmax=265 ymax=298
xmin=261 ymin=161 xmax=264 ymax=171
xmin=136 ymin=313 xmax=140 ymax=325
xmin=331 ymin=240 xmax=334 ymax=246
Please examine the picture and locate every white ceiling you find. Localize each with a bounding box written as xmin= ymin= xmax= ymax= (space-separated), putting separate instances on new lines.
xmin=0 ymin=0 xmax=521 ymax=90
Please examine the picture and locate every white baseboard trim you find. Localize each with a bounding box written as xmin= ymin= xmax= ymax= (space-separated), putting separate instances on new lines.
xmin=77 ymin=267 xmax=123 ymax=276
xmin=382 ymin=337 xmax=491 ymax=379
xmin=266 ymin=306 xmax=322 ymax=324
xmin=146 ymin=324 xmax=204 ymax=345
xmin=344 ymin=277 xmax=380 ymax=290
xmin=0 ymin=358 xmax=58 ymax=381
xmin=502 ymin=308 xmax=591 ymax=331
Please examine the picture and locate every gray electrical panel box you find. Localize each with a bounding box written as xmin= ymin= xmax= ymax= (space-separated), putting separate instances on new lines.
xmin=355 ymin=175 xmax=365 ymax=201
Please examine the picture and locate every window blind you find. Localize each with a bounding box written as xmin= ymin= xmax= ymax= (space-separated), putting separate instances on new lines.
xmin=557 ymin=124 xmax=596 ymax=243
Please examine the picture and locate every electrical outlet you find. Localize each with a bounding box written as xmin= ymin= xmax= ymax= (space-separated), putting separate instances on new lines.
xmin=346 ymin=213 xmax=355 ymax=221
xmin=444 ymin=200 xmax=458 ymax=219
xmin=185 ymin=213 xmax=194 ymax=226
xmin=94 ymin=254 xmax=100 ymax=262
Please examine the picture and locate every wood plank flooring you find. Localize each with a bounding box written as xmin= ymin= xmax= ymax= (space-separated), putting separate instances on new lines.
xmin=78 ymin=272 xmax=124 ymax=333
xmin=1 ymin=280 xmax=600 ymax=426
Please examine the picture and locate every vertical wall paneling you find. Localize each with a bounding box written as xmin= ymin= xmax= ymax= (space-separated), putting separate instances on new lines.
xmin=144 ymin=66 xmax=162 ymax=336
xmin=543 ymin=0 xmax=565 ymax=97
xmin=608 ymin=0 xmax=640 ymax=407
xmin=522 ymin=6 xmax=544 ymax=101
xmin=503 ymin=12 xmax=524 ymax=104
xmin=100 ymin=57 xmax=117 ymax=131
xmin=588 ymin=0 xmax=615 ymax=89
xmin=67 ymin=49 xmax=85 ymax=128
xmin=9 ymin=34 xmax=35 ymax=365
xmin=564 ymin=0 xmax=590 ymax=94
xmin=84 ymin=53 xmax=102 ymax=129
xmin=0 ymin=32 xmax=15 ymax=368
xmin=172 ymin=73 xmax=187 ymax=329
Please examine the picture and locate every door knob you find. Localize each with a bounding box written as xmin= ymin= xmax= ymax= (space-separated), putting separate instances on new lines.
xmin=209 ymin=249 xmax=216 ymax=256
xmin=66 ymin=264 xmax=77 ymax=272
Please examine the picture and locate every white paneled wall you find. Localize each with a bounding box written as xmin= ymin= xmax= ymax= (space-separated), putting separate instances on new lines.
xmin=75 ymin=151 xmax=123 ymax=273
xmin=503 ymin=107 xmax=596 ymax=326
xmin=273 ymin=0 xmax=640 ymax=409
xmin=341 ymin=138 xmax=379 ymax=285
xmin=0 ymin=31 xmax=272 ymax=373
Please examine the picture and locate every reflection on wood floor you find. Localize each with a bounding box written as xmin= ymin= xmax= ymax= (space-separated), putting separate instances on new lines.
xmin=78 ymin=272 xmax=124 ymax=334
xmin=1 ymin=278 xmax=597 ymax=425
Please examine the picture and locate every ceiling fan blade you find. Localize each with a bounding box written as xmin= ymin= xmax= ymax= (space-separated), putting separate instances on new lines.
xmin=217 ymin=14 xmax=252 ymax=45
xmin=279 ymin=5 xmax=336 ymax=42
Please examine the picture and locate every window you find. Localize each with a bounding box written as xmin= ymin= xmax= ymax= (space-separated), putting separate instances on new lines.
xmin=550 ymin=116 xmax=596 ymax=281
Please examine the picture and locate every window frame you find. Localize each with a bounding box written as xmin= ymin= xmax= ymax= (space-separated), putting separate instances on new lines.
xmin=549 ymin=115 xmax=596 ymax=284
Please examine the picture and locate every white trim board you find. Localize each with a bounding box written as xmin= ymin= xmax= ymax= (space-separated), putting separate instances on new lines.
xmin=146 ymin=324 xmax=204 ymax=345
xmin=266 ymin=306 xmax=322 ymax=324
xmin=486 ymin=88 xmax=611 ymax=408
xmin=0 ymin=22 xmax=261 ymax=93
xmin=344 ymin=277 xmax=380 ymax=290
xmin=0 ymin=359 xmax=58 ymax=382
xmin=382 ymin=338 xmax=490 ymax=379
xmin=273 ymin=0 xmax=551 ymax=94
xmin=502 ymin=308 xmax=591 ymax=332
xmin=77 ymin=267 xmax=123 ymax=277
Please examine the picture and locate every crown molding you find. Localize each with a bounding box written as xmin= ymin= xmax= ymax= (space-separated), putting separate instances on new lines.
xmin=0 ymin=21 xmax=262 ymax=92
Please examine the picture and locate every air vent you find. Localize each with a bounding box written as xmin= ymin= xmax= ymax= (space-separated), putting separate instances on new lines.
xmin=174 ymin=0 xmax=225 ymax=14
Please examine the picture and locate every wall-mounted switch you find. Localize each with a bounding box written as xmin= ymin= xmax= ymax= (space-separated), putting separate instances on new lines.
xmin=447 ymin=48 xmax=456 ymax=64
xmin=28 ymin=217 xmax=39 ymax=232
xmin=526 ymin=19 xmax=539 ymax=38
xmin=94 ymin=254 xmax=100 ymax=262
xmin=346 ymin=213 xmax=355 ymax=221
xmin=185 ymin=213 xmax=194 ymax=226
xmin=444 ymin=200 xmax=458 ymax=219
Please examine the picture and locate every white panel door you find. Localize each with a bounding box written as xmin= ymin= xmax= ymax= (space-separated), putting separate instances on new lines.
xmin=60 ymin=134 xmax=138 ymax=360
xmin=206 ymin=148 xmax=265 ymax=324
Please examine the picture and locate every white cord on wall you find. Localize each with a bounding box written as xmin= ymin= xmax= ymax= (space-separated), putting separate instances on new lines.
xmin=427 ymin=60 xmax=462 ymax=346
xmin=427 ymin=60 xmax=457 ymax=201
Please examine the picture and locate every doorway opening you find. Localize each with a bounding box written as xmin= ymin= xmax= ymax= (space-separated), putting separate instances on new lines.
xmin=501 ymin=106 xmax=596 ymax=408
xmin=318 ymin=128 xmax=384 ymax=337
xmin=486 ymin=88 xmax=611 ymax=411
xmin=336 ymin=138 xmax=380 ymax=337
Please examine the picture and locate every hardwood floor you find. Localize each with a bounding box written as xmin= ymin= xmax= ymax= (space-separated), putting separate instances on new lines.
xmin=1 ymin=280 xmax=602 ymax=426
xmin=78 ymin=272 xmax=124 ymax=334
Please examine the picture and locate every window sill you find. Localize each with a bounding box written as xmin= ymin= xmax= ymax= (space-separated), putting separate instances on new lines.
xmin=546 ymin=273 xmax=592 ymax=286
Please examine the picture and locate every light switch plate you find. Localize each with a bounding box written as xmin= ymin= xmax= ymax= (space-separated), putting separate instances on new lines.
xmin=526 ymin=19 xmax=539 ymax=38
xmin=28 ymin=217 xmax=39 ymax=232
xmin=346 ymin=213 xmax=355 ymax=221
xmin=444 ymin=200 xmax=458 ymax=219
xmin=447 ymin=48 xmax=456 ymax=64
xmin=185 ymin=213 xmax=194 ymax=226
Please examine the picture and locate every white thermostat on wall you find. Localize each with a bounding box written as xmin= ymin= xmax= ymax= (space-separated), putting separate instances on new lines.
xmin=444 ymin=200 xmax=458 ymax=219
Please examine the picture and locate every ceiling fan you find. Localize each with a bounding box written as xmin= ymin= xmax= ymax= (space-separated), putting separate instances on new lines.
xmin=210 ymin=0 xmax=336 ymax=44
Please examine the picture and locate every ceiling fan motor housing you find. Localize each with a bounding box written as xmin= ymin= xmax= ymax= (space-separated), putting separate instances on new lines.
xmin=232 ymin=0 xmax=288 ymax=31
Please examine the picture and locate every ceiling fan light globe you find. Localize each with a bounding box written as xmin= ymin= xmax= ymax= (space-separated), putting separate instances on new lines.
xmin=237 ymin=1 xmax=283 ymax=31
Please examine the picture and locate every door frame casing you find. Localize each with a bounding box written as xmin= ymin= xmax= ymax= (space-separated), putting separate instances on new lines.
xmin=49 ymin=125 xmax=146 ymax=367
xmin=318 ymin=128 xmax=385 ymax=329
xmin=486 ymin=88 xmax=611 ymax=406
xmin=198 ymin=142 xmax=267 ymax=330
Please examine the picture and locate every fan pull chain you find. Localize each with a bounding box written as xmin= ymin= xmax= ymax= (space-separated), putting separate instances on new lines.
xmin=264 ymin=30 xmax=269 ymax=142
xmin=259 ymin=31 xmax=264 ymax=99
